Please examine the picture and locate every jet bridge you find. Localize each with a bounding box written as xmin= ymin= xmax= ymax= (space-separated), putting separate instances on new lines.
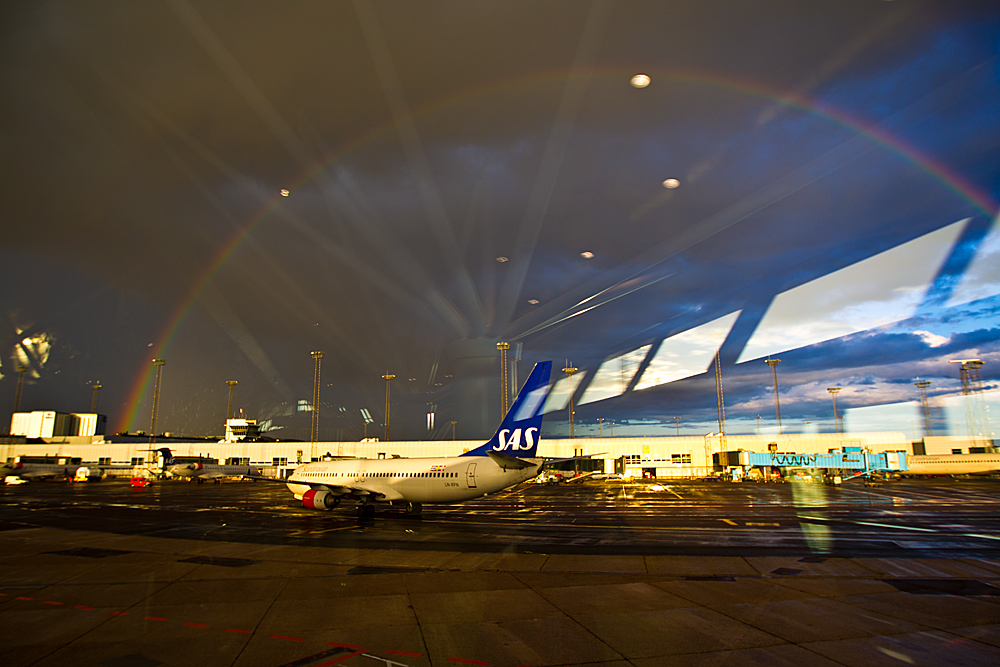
xmin=715 ymin=446 xmax=907 ymax=483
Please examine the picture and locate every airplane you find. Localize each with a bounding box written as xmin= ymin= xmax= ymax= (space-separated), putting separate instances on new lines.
xmin=0 ymin=456 xmax=96 ymax=481
xmin=155 ymin=448 xmax=261 ymax=483
xmin=281 ymin=360 xmax=555 ymax=519
xmin=903 ymin=453 xmax=1000 ymax=476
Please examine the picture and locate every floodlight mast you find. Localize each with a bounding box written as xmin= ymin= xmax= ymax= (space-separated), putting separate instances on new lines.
xmin=150 ymin=359 xmax=166 ymax=444
xmin=914 ymin=380 xmax=933 ymax=437
xmin=382 ymin=373 xmax=395 ymax=441
xmin=827 ymin=387 xmax=842 ymax=435
xmin=497 ymin=342 xmax=510 ymax=417
xmin=13 ymin=365 xmax=28 ymax=414
xmin=562 ymin=366 xmax=578 ymax=437
xmin=226 ymin=380 xmax=238 ymax=421
xmin=950 ymin=359 xmax=988 ymax=445
xmin=765 ymin=358 xmax=782 ymax=435
xmin=311 ymin=352 xmax=324 ymax=459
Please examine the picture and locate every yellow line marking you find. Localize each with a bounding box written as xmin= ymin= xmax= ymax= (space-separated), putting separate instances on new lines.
xmin=746 ymin=522 xmax=780 ymax=527
xmin=719 ymin=518 xmax=737 ymax=525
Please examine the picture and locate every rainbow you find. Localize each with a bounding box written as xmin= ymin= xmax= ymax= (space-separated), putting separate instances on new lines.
xmin=116 ymin=67 xmax=999 ymax=433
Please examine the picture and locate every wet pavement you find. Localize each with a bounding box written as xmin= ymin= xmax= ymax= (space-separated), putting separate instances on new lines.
xmin=2 ymin=478 xmax=1000 ymax=665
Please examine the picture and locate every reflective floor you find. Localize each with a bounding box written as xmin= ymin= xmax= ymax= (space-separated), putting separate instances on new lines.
xmin=3 ymin=477 xmax=1000 ymax=558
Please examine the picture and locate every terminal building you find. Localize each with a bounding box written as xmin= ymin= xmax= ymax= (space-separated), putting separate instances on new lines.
xmin=3 ymin=411 xmax=993 ymax=479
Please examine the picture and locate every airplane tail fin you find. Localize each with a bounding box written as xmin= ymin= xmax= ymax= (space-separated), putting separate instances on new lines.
xmin=460 ymin=361 xmax=552 ymax=458
xmin=155 ymin=448 xmax=174 ymax=466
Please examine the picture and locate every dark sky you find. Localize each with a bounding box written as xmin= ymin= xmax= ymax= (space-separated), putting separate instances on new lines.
xmin=2 ymin=0 xmax=999 ymax=442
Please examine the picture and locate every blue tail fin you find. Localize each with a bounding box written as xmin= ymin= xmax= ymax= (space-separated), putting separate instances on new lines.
xmin=156 ymin=448 xmax=174 ymax=466
xmin=461 ymin=361 xmax=552 ymax=458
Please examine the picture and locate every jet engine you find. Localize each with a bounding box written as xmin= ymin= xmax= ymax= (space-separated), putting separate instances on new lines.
xmin=301 ymin=488 xmax=338 ymax=510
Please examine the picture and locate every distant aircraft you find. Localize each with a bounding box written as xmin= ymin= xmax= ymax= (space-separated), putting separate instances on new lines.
xmin=281 ymin=361 xmax=554 ymax=518
xmin=904 ymin=453 xmax=1000 ymax=476
xmin=156 ymin=448 xmax=261 ymax=483
xmin=0 ymin=457 xmax=91 ymax=481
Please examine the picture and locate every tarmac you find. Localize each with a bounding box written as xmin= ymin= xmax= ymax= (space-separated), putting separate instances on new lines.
xmin=3 ymin=525 xmax=1000 ymax=667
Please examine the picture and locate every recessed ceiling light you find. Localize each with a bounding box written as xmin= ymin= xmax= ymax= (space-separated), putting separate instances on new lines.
xmin=580 ymin=251 xmax=594 ymax=259
xmin=528 ymin=299 xmax=539 ymax=305
xmin=280 ymin=189 xmax=290 ymax=197
xmin=496 ymin=256 xmax=509 ymax=263
xmin=662 ymin=178 xmax=680 ymax=189
xmin=630 ymin=74 xmax=651 ymax=88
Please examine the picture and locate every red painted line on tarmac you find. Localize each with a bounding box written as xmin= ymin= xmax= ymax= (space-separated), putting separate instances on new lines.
xmin=144 ymin=616 xmax=169 ymax=622
xmin=448 ymin=660 xmax=488 ymax=665
xmin=327 ymin=643 xmax=362 ymax=649
xmin=225 ymin=628 xmax=252 ymax=634
xmin=42 ymin=601 xmax=64 ymax=605
xmin=16 ymin=597 xmax=35 ymax=601
xmin=315 ymin=649 xmax=366 ymax=666
xmin=270 ymin=634 xmax=305 ymax=642
xmin=183 ymin=622 xmax=210 ymax=628
xmin=108 ymin=611 xmax=129 ymax=616
xmin=386 ymin=650 xmax=422 ymax=657
xmin=74 ymin=605 xmax=95 ymax=610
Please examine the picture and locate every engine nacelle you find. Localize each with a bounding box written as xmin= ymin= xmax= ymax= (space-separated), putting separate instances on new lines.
xmin=301 ymin=488 xmax=338 ymax=510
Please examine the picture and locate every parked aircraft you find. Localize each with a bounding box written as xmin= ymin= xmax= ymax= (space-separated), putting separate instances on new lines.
xmin=281 ymin=360 xmax=554 ymax=518
xmin=156 ymin=448 xmax=261 ymax=482
xmin=904 ymin=453 xmax=1000 ymax=476
xmin=0 ymin=456 xmax=95 ymax=481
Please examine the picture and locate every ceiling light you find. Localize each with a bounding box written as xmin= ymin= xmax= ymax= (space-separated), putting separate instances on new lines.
xmin=662 ymin=178 xmax=680 ymax=189
xmin=630 ymin=74 xmax=651 ymax=88
xmin=580 ymin=251 xmax=594 ymax=259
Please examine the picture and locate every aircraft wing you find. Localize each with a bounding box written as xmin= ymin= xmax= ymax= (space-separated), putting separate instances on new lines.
xmin=18 ymin=470 xmax=61 ymax=479
xmin=249 ymin=474 xmax=405 ymax=501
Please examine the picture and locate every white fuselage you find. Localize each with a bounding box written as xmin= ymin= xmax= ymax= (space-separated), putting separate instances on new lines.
xmin=285 ymin=456 xmax=543 ymax=504
xmin=166 ymin=462 xmax=260 ymax=480
xmin=905 ymin=453 xmax=1000 ymax=476
xmin=0 ymin=462 xmax=83 ymax=480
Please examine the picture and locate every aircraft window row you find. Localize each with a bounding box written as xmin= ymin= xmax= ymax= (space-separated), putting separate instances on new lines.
xmin=308 ymin=472 xmax=458 ymax=478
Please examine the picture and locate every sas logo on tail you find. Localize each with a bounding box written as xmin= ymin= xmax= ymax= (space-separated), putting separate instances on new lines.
xmin=493 ymin=427 xmax=539 ymax=451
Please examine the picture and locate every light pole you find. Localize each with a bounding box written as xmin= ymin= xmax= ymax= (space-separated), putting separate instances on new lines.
xmin=914 ymin=380 xmax=933 ymax=437
xmin=674 ymin=416 xmax=681 ymax=437
xmin=311 ymin=352 xmax=324 ymax=457
xmin=226 ymin=380 xmax=238 ymax=421
xmin=562 ymin=366 xmax=578 ymax=437
xmin=497 ymin=342 xmax=510 ymax=417
xmin=150 ymin=359 xmax=166 ymax=444
xmin=13 ymin=365 xmax=28 ymax=414
xmin=597 ymin=417 xmax=604 ymax=437
xmin=382 ymin=373 xmax=395 ymax=441
xmin=827 ymin=387 xmax=842 ymax=434
xmin=765 ymin=358 xmax=782 ymax=435
xmin=90 ymin=384 xmax=102 ymax=413
xmin=950 ymin=359 xmax=987 ymax=445
xmin=451 ymin=420 xmax=457 ymax=441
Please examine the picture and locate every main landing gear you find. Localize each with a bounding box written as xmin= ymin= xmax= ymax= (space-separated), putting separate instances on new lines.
xmin=404 ymin=501 xmax=423 ymax=516
xmin=356 ymin=503 xmax=376 ymax=520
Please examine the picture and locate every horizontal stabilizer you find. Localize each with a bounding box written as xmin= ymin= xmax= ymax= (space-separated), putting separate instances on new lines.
xmin=488 ymin=450 xmax=537 ymax=470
